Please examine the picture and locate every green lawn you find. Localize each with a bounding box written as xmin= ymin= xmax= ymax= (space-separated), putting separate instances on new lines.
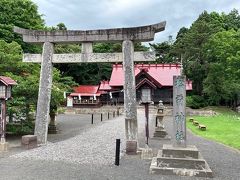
xmin=187 ymin=107 xmax=240 ymax=150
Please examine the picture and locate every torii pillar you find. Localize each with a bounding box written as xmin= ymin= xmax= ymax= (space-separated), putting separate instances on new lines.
xmin=14 ymin=22 xmax=166 ymax=152
xmin=35 ymin=42 xmax=54 ymax=144
xmin=122 ymin=40 xmax=138 ymax=153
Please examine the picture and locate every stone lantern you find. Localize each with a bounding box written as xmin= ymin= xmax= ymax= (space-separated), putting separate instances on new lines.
xmin=0 ymin=76 xmax=17 ymax=151
xmin=153 ymin=100 xmax=169 ymax=139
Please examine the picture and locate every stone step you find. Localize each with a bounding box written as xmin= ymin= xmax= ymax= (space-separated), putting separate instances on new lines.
xmin=156 ymin=152 xmax=206 ymax=169
xmin=150 ymin=157 xmax=213 ymax=178
xmin=162 ymin=144 xmax=199 ymax=159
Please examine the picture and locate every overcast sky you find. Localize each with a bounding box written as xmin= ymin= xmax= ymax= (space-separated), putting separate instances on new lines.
xmin=32 ymin=0 xmax=240 ymax=43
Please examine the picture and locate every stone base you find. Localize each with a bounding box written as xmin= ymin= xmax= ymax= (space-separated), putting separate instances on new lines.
xmin=150 ymin=144 xmax=213 ymax=178
xmin=0 ymin=142 xmax=9 ymax=152
xmin=153 ymin=127 xmax=169 ymax=139
xmin=48 ymin=125 xmax=58 ymax=134
xmin=22 ymin=135 xmax=38 ymax=149
xmin=162 ymin=144 xmax=199 ymax=159
xmin=126 ymin=140 xmax=137 ymax=155
xmin=152 ymin=136 xmax=171 ymax=140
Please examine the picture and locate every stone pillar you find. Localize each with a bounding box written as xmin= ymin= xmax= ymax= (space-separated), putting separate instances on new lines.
xmin=81 ymin=42 xmax=93 ymax=53
xmin=173 ymin=76 xmax=186 ymax=147
xmin=35 ymin=42 xmax=54 ymax=144
xmin=122 ymin=40 xmax=138 ymax=154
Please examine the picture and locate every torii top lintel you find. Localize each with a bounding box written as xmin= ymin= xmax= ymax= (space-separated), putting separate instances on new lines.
xmin=13 ymin=21 xmax=166 ymax=44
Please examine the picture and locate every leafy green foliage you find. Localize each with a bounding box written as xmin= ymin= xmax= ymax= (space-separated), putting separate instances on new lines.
xmin=7 ymin=122 xmax=34 ymax=135
xmin=203 ymin=29 xmax=240 ymax=106
xmin=0 ymin=0 xmax=45 ymax=52
xmin=169 ymin=9 xmax=240 ymax=108
xmin=0 ymin=39 xmax=76 ymax=135
xmin=50 ymin=69 xmax=77 ymax=114
xmin=149 ymin=42 xmax=178 ymax=63
xmin=222 ymin=9 xmax=240 ymax=31
xmin=186 ymin=95 xmax=206 ymax=109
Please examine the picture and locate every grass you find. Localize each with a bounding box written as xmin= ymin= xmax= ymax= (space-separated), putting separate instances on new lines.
xmin=187 ymin=107 xmax=240 ymax=150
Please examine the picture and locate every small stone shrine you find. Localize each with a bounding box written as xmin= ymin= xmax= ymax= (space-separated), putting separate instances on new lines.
xmin=150 ymin=76 xmax=213 ymax=178
xmin=153 ymin=100 xmax=169 ymax=139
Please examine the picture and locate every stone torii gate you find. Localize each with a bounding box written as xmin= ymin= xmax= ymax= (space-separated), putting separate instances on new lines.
xmin=14 ymin=22 xmax=166 ymax=152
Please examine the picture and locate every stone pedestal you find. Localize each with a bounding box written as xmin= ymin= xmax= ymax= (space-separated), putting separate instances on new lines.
xmin=150 ymin=144 xmax=213 ymax=178
xmin=48 ymin=124 xmax=58 ymax=134
xmin=0 ymin=142 xmax=9 ymax=152
xmin=153 ymin=127 xmax=168 ymax=138
xmin=48 ymin=114 xmax=58 ymax=134
xmin=22 ymin=135 xmax=38 ymax=149
xmin=126 ymin=140 xmax=137 ymax=155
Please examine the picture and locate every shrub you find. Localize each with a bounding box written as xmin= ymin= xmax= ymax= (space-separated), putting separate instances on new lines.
xmin=6 ymin=122 xmax=34 ymax=135
xmin=186 ymin=95 xmax=206 ymax=109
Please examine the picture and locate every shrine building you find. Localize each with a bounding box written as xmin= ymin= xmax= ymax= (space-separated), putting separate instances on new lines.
xmin=67 ymin=64 xmax=192 ymax=107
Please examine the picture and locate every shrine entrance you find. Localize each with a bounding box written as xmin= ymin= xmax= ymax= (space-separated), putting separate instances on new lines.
xmin=14 ymin=22 xmax=166 ymax=153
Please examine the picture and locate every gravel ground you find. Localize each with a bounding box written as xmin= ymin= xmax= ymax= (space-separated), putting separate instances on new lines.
xmin=11 ymin=115 xmax=125 ymax=166
xmin=0 ymin=109 xmax=239 ymax=180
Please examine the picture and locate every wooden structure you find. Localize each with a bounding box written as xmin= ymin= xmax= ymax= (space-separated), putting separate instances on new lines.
xmin=109 ymin=64 xmax=192 ymax=104
xmin=0 ymin=76 xmax=17 ymax=151
xmin=68 ymin=85 xmax=103 ymax=107
xmin=68 ymin=64 xmax=193 ymax=107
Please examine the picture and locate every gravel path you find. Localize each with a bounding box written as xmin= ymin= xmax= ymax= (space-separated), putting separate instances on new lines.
xmin=11 ymin=115 xmax=125 ymax=166
xmin=0 ymin=110 xmax=239 ymax=180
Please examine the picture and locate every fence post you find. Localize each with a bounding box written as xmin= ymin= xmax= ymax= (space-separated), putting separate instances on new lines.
xmin=117 ymin=107 xmax=120 ymax=116
xmin=115 ymin=139 xmax=121 ymax=166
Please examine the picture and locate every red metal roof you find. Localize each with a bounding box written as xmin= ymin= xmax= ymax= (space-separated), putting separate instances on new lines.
xmin=70 ymin=85 xmax=107 ymax=97
xmin=0 ymin=76 xmax=17 ymax=86
xmin=99 ymin=80 xmax=112 ymax=91
xmin=109 ymin=64 xmax=192 ymax=90
xmin=73 ymin=85 xmax=99 ymax=94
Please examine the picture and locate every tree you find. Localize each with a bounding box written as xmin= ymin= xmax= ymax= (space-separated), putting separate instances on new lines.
xmin=0 ymin=40 xmax=40 ymax=123
xmin=0 ymin=39 xmax=77 ymax=130
xmin=203 ymin=29 xmax=240 ymax=107
xmin=0 ymin=0 xmax=45 ymax=52
xmin=149 ymin=42 xmax=178 ymax=63
xmin=222 ymin=9 xmax=240 ymax=31
xmin=173 ymin=11 xmax=224 ymax=95
xmin=49 ymin=69 xmax=77 ymax=122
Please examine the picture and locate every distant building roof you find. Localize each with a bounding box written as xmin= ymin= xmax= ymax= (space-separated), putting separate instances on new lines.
xmin=0 ymin=76 xmax=17 ymax=86
xmin=99 ymin=80 xmax=112 ymax=91
xmin=73 ymin=85 xmax=99 ymax=94
xmin=70 ymin=85 xmax=108 ymax=97
xmin=109 ymin=64 xmax=192 ymax=90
